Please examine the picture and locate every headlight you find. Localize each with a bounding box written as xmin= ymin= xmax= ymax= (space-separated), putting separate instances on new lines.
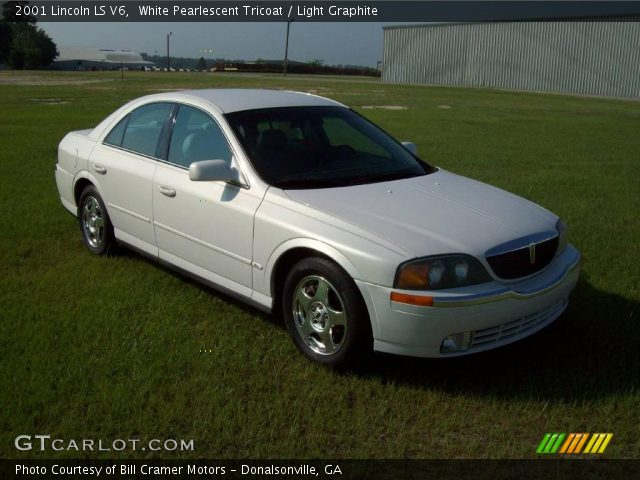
xmin=394 ymin=254 xmax=492 ymax=290
xmin=556 ymin=219 xmax=568 ymax=254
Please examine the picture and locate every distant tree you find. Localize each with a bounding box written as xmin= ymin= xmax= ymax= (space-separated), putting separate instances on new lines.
xmin=196 ymin=56 xmax=207 ymax=71
xmin=7 ymin=22 xmax=57 ymax=68
xmin=308 ymin=58 xmax=324 ymax=66
xmin=0 ymin=21 xmax=12 ymax=63
xmin=1 ymin=1 xmax=57 ymax=69
xmin=2 ymin=1 xmax=37 ymax=23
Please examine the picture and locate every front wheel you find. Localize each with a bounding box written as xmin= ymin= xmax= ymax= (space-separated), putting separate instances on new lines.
xmin=78 ymin=185 xmax=115 ymax=255
xmin=283 ymin=257 xmax=372 ymax=369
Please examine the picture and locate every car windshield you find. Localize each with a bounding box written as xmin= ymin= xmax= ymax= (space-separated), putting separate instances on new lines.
xmin=225 ymin=106 xmax=434 ymax=189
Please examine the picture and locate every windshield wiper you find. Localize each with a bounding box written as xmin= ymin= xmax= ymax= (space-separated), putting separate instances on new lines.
xmin=272 ymin=170 xmax=422 ymax=189
xmin=346 ymin=171 xmax=417 ymax=185
xmin=271 ymin=175 xmax=346 ymax=189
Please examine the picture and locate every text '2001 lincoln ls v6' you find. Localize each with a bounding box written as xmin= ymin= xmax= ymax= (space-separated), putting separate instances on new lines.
xmin=55 ymin=89 xmax=580 ymax=368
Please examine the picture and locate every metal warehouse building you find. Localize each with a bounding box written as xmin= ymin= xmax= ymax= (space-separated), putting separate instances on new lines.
xmin=54 ymin=46 xmax=153 ymax=70
xmin=382 ymin=20 xmax=640 ymax=98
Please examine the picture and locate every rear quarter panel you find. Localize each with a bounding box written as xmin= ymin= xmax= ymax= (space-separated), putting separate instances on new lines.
xmin=56 ymin=129 xmax=97 ymax=214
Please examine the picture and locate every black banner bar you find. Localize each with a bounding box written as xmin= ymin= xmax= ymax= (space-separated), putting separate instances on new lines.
xmin=10 ymin=1 xmax=640 ymax=23
xmin=3 ymin=459 xmax=640 ymax=480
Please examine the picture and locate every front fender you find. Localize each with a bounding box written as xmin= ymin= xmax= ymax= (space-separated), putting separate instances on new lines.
xmin=265 ymin=238 xmax=363 ymax=291
xmin=261 ymin=238 xmax=382 ymax=337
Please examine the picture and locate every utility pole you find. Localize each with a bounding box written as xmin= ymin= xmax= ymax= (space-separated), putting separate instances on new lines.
xmin=167 ymin=32 xmax=173 ymax=71
xmin=283 ymin=19 xmax=294 ymax=76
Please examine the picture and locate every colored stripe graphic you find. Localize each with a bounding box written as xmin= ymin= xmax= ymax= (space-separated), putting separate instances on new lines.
xmin=567 ymin=433 xmax=582 ymax=453
xmin=574 ymin=433 xmax=589 ymax=453
xmin=550 ymin=433 xmax=566 ymax=453
xmin=537 ymin=433 xmax=565 ymax=454
xmin=598 ymin=434 xmax=613 ymax=453
xmin=544 ymin=433 xmax=559 ymax=453
xmin=592 ymin=434 xmax=606 ymax=453
xmin=538 ymin=433 xmax=613 ymax=455
xmin=536 ymin=433 xmax=552 ymax=454
xmin=583 ymin=434 xmax=598 ymax=453
xmin=559 ymin=433 xmax=575 ymax=454
xmin=584 ymin=433 xmax=614 ymax=454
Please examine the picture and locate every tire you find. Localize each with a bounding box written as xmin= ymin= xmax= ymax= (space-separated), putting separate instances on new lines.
xmin=78 ymin=185 xmax=115 ymax=255
xmin=282 ymin=257 xmax=373 ymax=369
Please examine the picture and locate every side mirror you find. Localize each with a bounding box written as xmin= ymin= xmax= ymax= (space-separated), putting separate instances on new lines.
xmin=401 ymin=142 xmax=418 ymax=155
xmin=189 ymin=160 xmax=239 ymax=183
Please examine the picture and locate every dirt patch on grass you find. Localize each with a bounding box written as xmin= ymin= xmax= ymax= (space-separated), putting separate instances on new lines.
xmin=361 ymin=105 xmax=408 ymax=110
xmin=0 ymin=73 xmax=111 ymax=86
xmin=305 ymin=87 xmax=334 ymax=95
xmin=27 ymin=98 xmax=72 ymax=105
xmin=340 ymin=89 xmax=386 ymax=96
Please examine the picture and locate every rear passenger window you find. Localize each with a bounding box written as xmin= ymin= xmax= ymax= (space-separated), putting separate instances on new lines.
xmin=104 ymin=115 xmax=129 ymax=146
xmin=168 ymin=105 xmax=232 ymax=168
xmin=121 ymin=103 xmax=173 ymax=157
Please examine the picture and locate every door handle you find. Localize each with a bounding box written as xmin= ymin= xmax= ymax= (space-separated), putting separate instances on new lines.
xmin=158 ymin=185 xmax=176 ymax=198
xmin=93 ymin=164 xmax=107 ymax=175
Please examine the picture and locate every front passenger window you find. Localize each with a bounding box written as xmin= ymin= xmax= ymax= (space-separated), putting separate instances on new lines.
xmin=168 ymin=105 xmax=232 ymax=168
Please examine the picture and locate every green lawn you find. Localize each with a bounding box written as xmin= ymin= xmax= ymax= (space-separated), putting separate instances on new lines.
xmin=1 ymin=70 xmax=638 ymax=459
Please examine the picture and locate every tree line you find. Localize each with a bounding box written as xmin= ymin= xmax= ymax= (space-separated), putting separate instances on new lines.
xmin=141 ymin=53 xmax=380 ymax=77
xmin=0 ymin=1 xmax=58 ymax=69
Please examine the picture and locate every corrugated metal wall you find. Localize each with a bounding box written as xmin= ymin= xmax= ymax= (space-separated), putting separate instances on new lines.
xmin=382 ymin=21 xmax=640 ymax=98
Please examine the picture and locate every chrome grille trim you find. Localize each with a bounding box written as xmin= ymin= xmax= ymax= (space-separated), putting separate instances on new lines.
xmin=486 ymin=235 xmax=559 ymax=280
xmin=484 ymin=231 xmax=558 ymax=258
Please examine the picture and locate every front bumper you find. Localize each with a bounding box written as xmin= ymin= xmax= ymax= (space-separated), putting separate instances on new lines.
xmin=357 ymin=244 xmax=581 ymax=358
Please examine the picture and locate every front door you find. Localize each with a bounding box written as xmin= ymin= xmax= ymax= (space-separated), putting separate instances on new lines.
xmin=152 ymin=104 xmax=262 ymax=296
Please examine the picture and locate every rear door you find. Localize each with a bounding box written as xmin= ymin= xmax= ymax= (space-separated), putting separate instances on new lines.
xmin=90 ymin=102 xmax=174 ymax=254
xmin=152 ymin=104 xmax=263 ymax=295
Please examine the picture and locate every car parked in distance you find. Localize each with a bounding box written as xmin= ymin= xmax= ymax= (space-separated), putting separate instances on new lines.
xmin=55 ymin=89 xmax=580 ymax=368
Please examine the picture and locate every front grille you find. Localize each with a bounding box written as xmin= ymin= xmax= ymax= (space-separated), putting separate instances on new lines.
xmin=470 ymin=298 xmax=567 ymax=350
xmin=487 ymin=236 xmax=558 ymax=279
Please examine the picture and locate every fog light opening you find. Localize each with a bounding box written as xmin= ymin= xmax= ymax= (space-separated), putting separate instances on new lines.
xmin=441 ymin=332 xmax=472 ymax=353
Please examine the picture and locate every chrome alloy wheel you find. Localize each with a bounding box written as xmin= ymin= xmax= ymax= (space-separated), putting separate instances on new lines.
xmin=292 ymin=275 xmax=348 ymax=355
xmin=81 ymin=196 xmax=105 ymax=248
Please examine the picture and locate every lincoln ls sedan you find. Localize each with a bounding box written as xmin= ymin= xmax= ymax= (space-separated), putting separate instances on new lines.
xmin=55 ymin=89 xmax=581 ymax=368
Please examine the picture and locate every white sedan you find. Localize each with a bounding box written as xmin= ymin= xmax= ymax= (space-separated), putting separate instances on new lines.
xmin=55 ymin=89 xmax=580 ymax=368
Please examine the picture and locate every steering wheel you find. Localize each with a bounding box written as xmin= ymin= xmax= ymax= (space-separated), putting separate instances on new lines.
xmin=319 ymin=144 xmax=356 ymax=167
xmin=334 ymin=144 xmax=356 ymax=155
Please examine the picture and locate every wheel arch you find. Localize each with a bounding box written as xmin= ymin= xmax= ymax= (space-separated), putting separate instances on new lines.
xmin=72 ymin=172 xmax=103 ymax=212
xmin=267 ymin=240 xmax=378 ymax=336
xmin=74 ymin=178 xmax=93 ymax=207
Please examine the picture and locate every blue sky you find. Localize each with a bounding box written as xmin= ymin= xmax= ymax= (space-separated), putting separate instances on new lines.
xmin=40 ymin=22 xmax=395 ymax=67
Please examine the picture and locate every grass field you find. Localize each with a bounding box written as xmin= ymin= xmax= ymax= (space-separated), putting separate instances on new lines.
xmin=1 ymin=70 xmax=639 ymax=459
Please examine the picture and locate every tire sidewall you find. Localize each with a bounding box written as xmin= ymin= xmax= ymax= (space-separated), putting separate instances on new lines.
xmin=283 ymin=257 xmax=372 ymax=368
xmin=78 ymin=186 xmax=114 ymax=255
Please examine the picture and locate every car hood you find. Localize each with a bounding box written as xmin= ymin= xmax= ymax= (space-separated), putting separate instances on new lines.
xmin=284 ymin=169 xmax=558 ymax=258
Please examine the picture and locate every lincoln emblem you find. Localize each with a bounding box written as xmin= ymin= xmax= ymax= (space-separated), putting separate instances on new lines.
xmin=528 ymin=242 xmax=536 ymax=264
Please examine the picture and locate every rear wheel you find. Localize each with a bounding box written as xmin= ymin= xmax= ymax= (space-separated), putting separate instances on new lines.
xmin=78 ymin=185 xmax=115 ymax=255
xmin=283 ymin=257 xmax=372 ymax=369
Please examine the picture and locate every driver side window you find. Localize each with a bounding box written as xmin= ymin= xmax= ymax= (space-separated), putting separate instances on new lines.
xmin=168 ymin=105 xmax=232 ymax=169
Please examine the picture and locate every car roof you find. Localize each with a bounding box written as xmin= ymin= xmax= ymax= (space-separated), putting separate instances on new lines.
xmin=169 ymin=88 xmax=345 ymax=113
xmin=89 ymin=89 xmax=347 ymax=141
